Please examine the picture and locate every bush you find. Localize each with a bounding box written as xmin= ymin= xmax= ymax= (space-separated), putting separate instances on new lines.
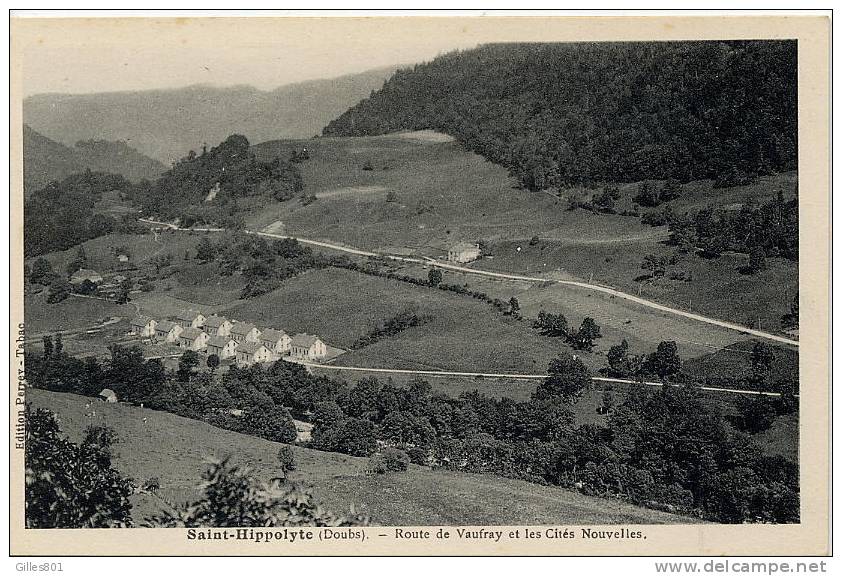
xmin=406 ymin=446 xmax=430 ymax=466
xmin=369 ymin=447 xmax=410 ymax=474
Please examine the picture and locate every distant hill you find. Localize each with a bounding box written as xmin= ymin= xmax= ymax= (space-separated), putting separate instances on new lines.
xmin=324 ymin=41 xmax=798 ymax=189
xmin=23 ymin=125 xmax=166 ymax=191
xmin=24 ymin=66 xmax=399 ymax=164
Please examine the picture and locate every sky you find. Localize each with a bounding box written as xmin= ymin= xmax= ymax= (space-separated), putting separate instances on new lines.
xmin=15 ymin=17 xmax=503 ymax=97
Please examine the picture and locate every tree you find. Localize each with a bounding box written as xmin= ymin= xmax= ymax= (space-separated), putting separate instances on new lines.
xmin=571 ymin=317 xmax=602 ymax=351
xmin=30 ymin=258 xmax=56 ymax=285
xmin=196 ymin=236 xmax=217 ymax=263
xmin=750 ymin=342 xmax=776 ymax=384
xmin=659 ymin=179 xmax=682 ymax=202
xmin=535 ymin=354 xmax=592 ymax=403
xmin=643 ymin=341 xmax=682 ymax=379
xmin=75 ymin=278 xmax=98 ymax=295
xmin=25 ymin=406 xmax=134 ymax=528
xmin=641 ymin=254 xmax=667 ymax=278
xmin=206 ymin=354 xmax=220 ymax=373
xmin=427 ymin=268 xmax=443 ymax=286
xmin=277 ymin=446 xmax=297 ymax=480
xmin=177 ymin=350 xmax=200 ymax=381
xmin=606 ymin=339 xmax=632 ymax=377
xmin=47 ymin=278 xmax=72 ymax=303
xmin=600 ymin=387 xmax=615 ymax=415
xmin=313 ymin=417 xmax=377 ymax=456
xmin=66 ymin=245 xmax=87 ymax=276
xmin=533 ymin=310 xmax=568 ymax=337
xmin=633 ymin=182 xmax=660 ymax=207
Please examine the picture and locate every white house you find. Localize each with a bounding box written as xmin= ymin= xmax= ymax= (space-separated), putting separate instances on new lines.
xmin=70 ymin=268 xmax=104 ymax=285
xmin=290 ymin=333 xmax=327 ymax=361
xmin=260 ymin=328 xmax=291 ymax=355
xmin=447 ymin=242 xmax=481 ymax=264
xmin=235 ymin=342 xmax=275 ymax=366
xmin=154 ymin=320 xmax=183 ymax=343
xmin=206 ymin=336 xmax=238 ymax=359
xmin=130 ymin=315 xmax=157 ymax=337
xmin=178 ymin=327 xmax=209 ymax=351
xmin=230 ymin=322 xmax=261 ymax=343
xmin=203 ymin=315 xmax=233 ymax=337
xmin=175 ymin=310 xmax=206 ymax=329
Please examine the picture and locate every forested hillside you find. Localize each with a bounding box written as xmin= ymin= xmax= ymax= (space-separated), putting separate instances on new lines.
xmin=324 ymin=41 xmax=797 ymax=189
xmin=24 ymin=125 xmax=165 ymax=191
xmin=129 ymin=134 xmax=304 ymax=225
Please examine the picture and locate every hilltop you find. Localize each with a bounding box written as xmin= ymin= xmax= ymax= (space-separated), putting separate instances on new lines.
xmin=24 ymin=66 xmax=399 ymax=164
xmin=23 ymin=125 xmax=165 ymax=191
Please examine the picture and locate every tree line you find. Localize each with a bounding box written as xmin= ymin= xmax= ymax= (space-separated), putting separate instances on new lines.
xmin=28 ymin=336 xmax=798 ymax=524
xmin=324 ymin=41 xmax=797 ymax=189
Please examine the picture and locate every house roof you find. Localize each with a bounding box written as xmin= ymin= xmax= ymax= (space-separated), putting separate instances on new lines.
xmin=131 ymin=315 xmax=154 ymax=326
xmin=155 ymin=320 xmax=179 ymax=332
xmin=204 ymin=315 xmax=229 ymax=328
xmin=261 ymin=328 xmax=288 ymax=342
xmin=99 ymin=388 xmax=117 ymax=399
xmin=179 ymin=327 xmax=206 ymax=340
xmin=237 ymin=342 xmax=266 ymax=355
xmin=230 ymin=322 xmax=258 ymax=335
xmin=176 ymin=309 xmax=204 ymax=322
xmin=450 ymin=241 xmax=479 ymax=252
xmin=291 ymin=333 xmax=321 ymax=348
xmin=207 ymin=335 xmax=237 ymax=349
xmin=70 ymin=268 xmax=103 ymax=283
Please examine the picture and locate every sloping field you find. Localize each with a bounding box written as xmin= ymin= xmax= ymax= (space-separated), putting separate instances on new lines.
xmin=28 ymin=389 xmax=693 ymax=526
xmin=250 ymin=134 xmax=650 ymax=251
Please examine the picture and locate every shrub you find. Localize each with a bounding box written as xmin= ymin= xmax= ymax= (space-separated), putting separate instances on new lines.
xmin=370 ymin=447 xmax=410 ymax=474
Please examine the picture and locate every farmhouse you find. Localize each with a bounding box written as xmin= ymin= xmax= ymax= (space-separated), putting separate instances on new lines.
xmin=206 ymin=336 xmax=238 ymax=359
xmin=99 ymin=388 xmax=118 ymax=403
xmin=130 ymin=315 xmax=157 ymax=337
xmin=235 ymin=342 xmax=275 ymax=366
xmin=175 ymin=310 xmax=206 ymax=329
xmin=69 ymin=268 xmax=104 ymax=285
xmin=203 ymin=315 xmax=233 ymax=337
xmin=230 ymin=322 xmax=261 ymax=343
xmin=447 ymin=242 xmax=481 ymax=264
xmin=260 ymin=328 xmax=291 ymax=355
xmin=290 ymin=333 xmax=327 ymax=361
xmin=178 ymin=327 xmax=210 ymax=351
xmin=154 ymin=320 xmax=183 ymax=343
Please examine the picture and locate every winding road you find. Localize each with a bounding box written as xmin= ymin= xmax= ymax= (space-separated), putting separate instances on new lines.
xmin=138 ymin=218 xmax=798 ymax=347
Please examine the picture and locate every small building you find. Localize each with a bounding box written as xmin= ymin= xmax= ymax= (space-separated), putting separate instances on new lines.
xmin=235 ymin=342 xmax=275 ymax=366
xmin=203 ymin=315 xmax=233 ymax=337
xmin=230 ymin=322 xmax=261 ymax=343
xmin=117 ymin=254 xmax=130 ymax=263
xmin=447 ymin=242 xmax=481 ymax=264
xmin=206 ymin=335 xmax=238 ymax=359
xmin=175 ymin=310 xmax=206 ymax=329
xmin=260 ymin=328 xmax=291 ymax=355
xmin=70 ymin=268 xmax=104 ymax=285
xmin=99 ymin=388 xmax=118 ymax=403
xmin=178 ymin=327 xmax=209 ymax=351
xmin=130 ymin=315 xmax=157 ymax=338
xmin=290 ymin=333 xmax=327 ymax=361
xmin=154 ymin=320 xmax=183 ymax=343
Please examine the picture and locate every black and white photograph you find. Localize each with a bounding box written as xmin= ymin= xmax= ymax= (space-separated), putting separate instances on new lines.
xmin=9 ymin=12 xmax=830 ymax=558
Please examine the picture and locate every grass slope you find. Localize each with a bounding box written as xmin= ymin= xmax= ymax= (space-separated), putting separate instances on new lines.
xmin=28 ymin=388 xmax=693 ymax=525
xmin=249 ymin=134 xmax=797 ymax=335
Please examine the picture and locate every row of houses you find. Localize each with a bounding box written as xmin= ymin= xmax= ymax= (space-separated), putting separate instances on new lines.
xmin=130 ymin=310 xmax=328 ymax=366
